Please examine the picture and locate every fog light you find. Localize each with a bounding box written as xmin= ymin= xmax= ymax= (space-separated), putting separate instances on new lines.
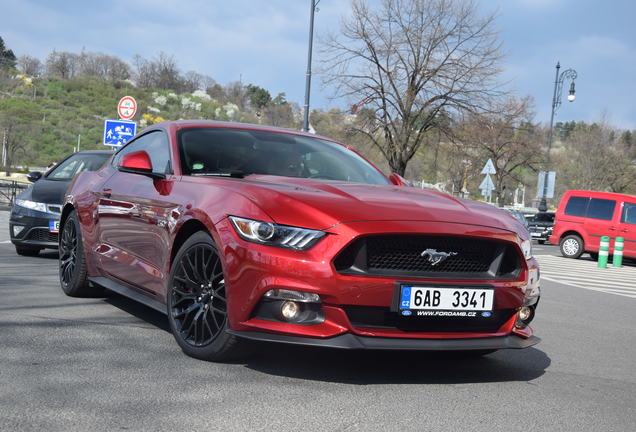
xmin=519 ymin=306 xmax=532 ymax=321
xmin=12 ymin=225 xmax=25 ymax=237
xmin=280 ymin=301 xmax=300 ymax=321
xmin=515 ymin=306 xmax=534 ymax=328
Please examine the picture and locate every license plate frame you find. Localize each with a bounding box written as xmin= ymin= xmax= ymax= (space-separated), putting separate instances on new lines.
xmin=392 ymin=282 xmax=494 ymax=314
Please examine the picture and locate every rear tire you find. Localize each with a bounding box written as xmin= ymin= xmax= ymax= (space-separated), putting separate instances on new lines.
xmin=167 ymin=231 xmax=253 ymax=362
xmin=560 ymin=234 xmax=584 ymax=259
xmin=59 ymin=210 xmax=101 ymax=297
xmin=15 ymin=246 xmax=41 ymax=256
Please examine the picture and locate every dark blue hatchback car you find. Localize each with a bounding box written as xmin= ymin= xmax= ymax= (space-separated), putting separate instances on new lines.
xmin=9 ymin=150 xmax=112 ymax=256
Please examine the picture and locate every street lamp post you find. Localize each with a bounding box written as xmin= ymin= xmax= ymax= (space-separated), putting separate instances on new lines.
xmin=302 ymin=0 xmax=320 ymax=133
xmin=539 ymin=61 xmax=577 ymax=211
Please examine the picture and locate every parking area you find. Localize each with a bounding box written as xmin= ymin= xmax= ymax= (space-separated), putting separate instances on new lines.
xmin=1 ymin=210 xmax=635 ymax=431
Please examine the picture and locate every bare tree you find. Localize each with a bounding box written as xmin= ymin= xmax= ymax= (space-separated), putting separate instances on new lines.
xmin=75 ymin=51 xmax=130 ymax=81
xmin=45 ymin=50 xmax=78 ymax=79
xmin=453 ymin=97 xmax=543 ymax=204
xmin=321 ymin=0 xmax=504 ymax=175
xmin=183 ymin=71 xmax=216 ymax=92
xmin=132 ymin=52 xmax=181 ymax=90
xmin=225 ymin=81 xmax=249 ymax=111
xmin=17 ymin=55 xmax=43 ymax=77
xmin=558 ymin=122 xmax=636 ymax=194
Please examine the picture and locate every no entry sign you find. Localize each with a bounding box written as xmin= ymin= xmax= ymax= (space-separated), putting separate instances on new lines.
xmin=118 ymin=96 xmax=137 ymax=120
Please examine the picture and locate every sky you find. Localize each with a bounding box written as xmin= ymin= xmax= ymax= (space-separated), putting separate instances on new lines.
xmin=2 ymin=0 xmax=635 ymax=129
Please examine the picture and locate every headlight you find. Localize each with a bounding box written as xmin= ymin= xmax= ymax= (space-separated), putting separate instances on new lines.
xmin=229 ymin=216 xmax=326 ymax=250
xmin=15 ymin=199 xmax=47 ymax=213
xmin=521 ymin=239 xmax=533 ymax=260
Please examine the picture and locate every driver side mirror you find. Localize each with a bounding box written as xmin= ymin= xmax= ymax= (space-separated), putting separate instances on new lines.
xmin=118 ymin=150 xmax=165 ymax=180
xmin=388 ymin=173 xmax=409 ymax=186
xmin=26 ymin=171 xmax=42 ymax=183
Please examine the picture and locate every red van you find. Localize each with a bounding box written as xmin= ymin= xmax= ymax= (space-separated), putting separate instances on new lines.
xmin=550 ymin=190 xmax=636 ymax=259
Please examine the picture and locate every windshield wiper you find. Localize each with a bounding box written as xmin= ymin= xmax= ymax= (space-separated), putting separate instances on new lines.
xmin=192 ymin=170 xmax=248 ymax=178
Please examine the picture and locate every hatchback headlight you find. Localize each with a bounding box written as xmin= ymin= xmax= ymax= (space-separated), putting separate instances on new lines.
xmin=521 ymin=239 xmax=533 ymax=260
xmin=15 ymin=199 xmax=47 ymax=213
xmin=229 ymin=216 xmax=326 ymax=250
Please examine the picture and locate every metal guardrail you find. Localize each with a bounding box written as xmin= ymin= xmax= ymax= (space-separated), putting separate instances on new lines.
xmin=0 ymin=180 xmax=29 ymax=206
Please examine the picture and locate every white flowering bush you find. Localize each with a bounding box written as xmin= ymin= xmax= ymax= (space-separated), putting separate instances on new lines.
xmin=181 ymin=97 xmax=201 ymax=111
xmin=147 ymin=106 xmax=161 ymax=114
xmin=192 ymin=90 xmax=211 ymax=101
xmin=154 ymin=95 xmax=167 ymax=106
xmin=224 ymin=103 xmax=239 ymax=119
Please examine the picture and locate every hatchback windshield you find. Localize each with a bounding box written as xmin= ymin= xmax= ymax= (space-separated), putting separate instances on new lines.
xmin=47 ymin=153 xmax=111 ymax=180
xmin=178 ymin=128 xmax=390 ymax=185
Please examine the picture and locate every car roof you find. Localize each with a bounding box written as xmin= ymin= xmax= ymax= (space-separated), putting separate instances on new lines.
xmin=563 ymin=190 xmax=636 ymax=200
xmin=75 ymin=150 xmax=114 ymax=154
xmin=147 ymin=120 xmax=339 ymax=144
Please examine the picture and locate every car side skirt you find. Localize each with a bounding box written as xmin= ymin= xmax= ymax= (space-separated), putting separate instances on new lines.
xmin=88 ymin=276 xmax=166 ymax=314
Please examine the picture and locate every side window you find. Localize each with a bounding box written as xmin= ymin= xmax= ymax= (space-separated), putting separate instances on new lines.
xmin=622 ymin=203 xmax=636 ymax=225
xmin=113 ymin=131 xmax=171 ymax=174
xmin=564 ymin=196 xmax=589 ymax=217
xmin=586 ymin=198 xmax=616 ymax=221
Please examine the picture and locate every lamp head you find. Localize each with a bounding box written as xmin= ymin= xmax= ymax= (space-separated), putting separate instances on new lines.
xmin=568 ymin=82 xmax=576 ymax=102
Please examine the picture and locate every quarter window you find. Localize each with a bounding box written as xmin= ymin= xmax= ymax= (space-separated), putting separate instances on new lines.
xmin=586 ymin=198 xmax=616 ymax=221
xmin=622 ymin=203 xmax=636 ymax=225
xmin=564 ymin=196 xmax=589 ymax=217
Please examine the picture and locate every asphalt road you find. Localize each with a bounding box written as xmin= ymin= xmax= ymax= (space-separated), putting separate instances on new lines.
xmin=1 ymin=210 xmax=635 ymax=432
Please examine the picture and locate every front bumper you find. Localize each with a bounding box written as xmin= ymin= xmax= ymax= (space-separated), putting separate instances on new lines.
xmin=215 ymin=218 xmax=541 ymax=349
xmin=9 ymin=206 xmax=60 ymax=249
xmin=228 ymin=329 xmax=540 ymax=350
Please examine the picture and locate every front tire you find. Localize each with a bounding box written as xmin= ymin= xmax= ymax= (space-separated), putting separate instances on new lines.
xmin=59 ymin=210 xmax=99 ymax=297
xmin=538 ymin=240 xmax=545 ymax=245
xmin=167 ymin=231 xmax=251 ymax=362
xmin=560 ymin=234 xmax=584 ymax=259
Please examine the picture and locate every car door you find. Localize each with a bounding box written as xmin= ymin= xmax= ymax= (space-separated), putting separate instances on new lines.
xmin=96 ymin=130 xmax=178 ymax=295
xmin=583 ymin=197 xmax=618 ymax=250
xmin=617 ymin=201 xmax=636 ymax=258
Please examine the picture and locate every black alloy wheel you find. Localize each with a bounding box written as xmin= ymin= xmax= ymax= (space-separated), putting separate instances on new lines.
xmin=167 ymin=231 xmax=251 ymax=361
xmin=59 ymin=218 xmax=78 ymax=287
xmin=170 ymin=242 xmax=227 ymax=347
xmin=59 ymin=210 xmax=97 ymax=297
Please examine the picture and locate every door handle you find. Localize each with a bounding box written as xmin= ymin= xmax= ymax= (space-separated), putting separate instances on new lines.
xmin=102 ymin=188 xmax=112 ymax=198
xmin=608 ymin=227 xmax=616 ymax=231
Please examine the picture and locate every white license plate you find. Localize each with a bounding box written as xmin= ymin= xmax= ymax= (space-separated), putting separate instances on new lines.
xmin=400 ymin=286 xmax=493 ymax=311
xmin=531 ymin=232 xmax=542 ymax=237
xmin=49 ymin=220 xmax=60 ymax=233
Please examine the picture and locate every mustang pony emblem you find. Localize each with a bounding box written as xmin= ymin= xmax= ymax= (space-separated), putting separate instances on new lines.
xmin=420 ymin=249 xmax=458 ymax=266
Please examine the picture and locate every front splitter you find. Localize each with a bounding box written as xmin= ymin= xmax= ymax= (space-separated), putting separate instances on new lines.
xmin=227 ymin=329 xmax=540 ymax=351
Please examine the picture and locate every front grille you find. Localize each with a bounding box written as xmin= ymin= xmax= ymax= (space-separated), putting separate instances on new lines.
xmin=334 ymin=235 xmax=521 ymax=279
xmin=26 ymin=228 xmax=58 ymax=243
xmin=344 ymin=305 xmax=515 ymax=333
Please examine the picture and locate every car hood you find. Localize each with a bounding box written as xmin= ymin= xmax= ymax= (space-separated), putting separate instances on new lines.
xmin=19 ymin=178 xmax=69 ymax=204
xmin=231 ymin=175 xmax=522 ymax=234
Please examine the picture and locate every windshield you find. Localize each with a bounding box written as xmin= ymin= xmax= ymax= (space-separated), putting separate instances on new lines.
xmin=532 ymin=213 xmax=555 ymax=223
xmin=178 ymin=128 xmax=390 ymax=185
xmin=47 ymin=153 xmax=111 ymax=180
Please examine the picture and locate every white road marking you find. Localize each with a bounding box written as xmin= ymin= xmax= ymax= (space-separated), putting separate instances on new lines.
xmin=537 ymin=254 xmax=636 ymax=299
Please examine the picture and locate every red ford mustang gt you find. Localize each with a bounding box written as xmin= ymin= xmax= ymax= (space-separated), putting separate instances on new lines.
xmin=59 ymin=120 xmax=540 ymax=361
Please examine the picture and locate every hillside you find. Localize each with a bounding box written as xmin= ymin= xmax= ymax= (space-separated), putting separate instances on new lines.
xmin=0 ymin=73 xmax=300 ymax=167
